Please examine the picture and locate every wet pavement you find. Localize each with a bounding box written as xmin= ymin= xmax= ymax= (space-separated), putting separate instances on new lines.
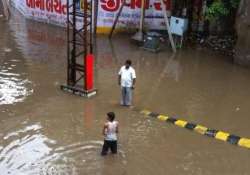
xmin=1 ymin=8 xmax=250 ymax=175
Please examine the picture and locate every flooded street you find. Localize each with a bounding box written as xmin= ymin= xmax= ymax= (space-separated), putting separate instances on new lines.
xmin=1 ymin=9 xmax=250 ymax=175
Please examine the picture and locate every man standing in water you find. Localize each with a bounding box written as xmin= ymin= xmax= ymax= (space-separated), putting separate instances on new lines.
xmin=118 ymin=59 xmax=136 ymax=106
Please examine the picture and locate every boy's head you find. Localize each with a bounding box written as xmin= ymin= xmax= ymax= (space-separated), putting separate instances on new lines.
xmin=107 ymin=112 xmax=115 ymax=122
xmin=125 ymin=59 xmax=132 ymax=69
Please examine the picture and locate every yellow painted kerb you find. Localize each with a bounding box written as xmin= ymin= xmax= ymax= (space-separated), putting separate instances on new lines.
xmin=140 ymin=110 xmax=151 ymax=116
xmin=175 ymin=120 xmax=188 ymax=128
xmin=215 ymin=131 xmax=230 ymax=141
xmin=139 ymin=109 xmax=250 ymax=149
xmin=194 ymin=125 xmax=208 ymax=135
xmin=157 ymin=115 xmax=169 ymax=121
xmin=96 ymin=27 xmax=131 ymax=34
xmin=238 ymin=138 xmax=250 ymax=149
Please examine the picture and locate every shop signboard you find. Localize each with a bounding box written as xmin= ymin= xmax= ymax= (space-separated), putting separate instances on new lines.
xmin=97 ymin=0 xmax=171 ymax=32
xmin=11 ymin=0 xmax=172 ymax=32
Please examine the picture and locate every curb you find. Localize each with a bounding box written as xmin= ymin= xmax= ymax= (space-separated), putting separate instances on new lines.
xmin=140 ymin=110 xmax=250 ymax=149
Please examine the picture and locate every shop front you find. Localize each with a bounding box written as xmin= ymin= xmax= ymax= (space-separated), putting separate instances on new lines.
xmin=11 ymin=0 xmax=173 ymax=33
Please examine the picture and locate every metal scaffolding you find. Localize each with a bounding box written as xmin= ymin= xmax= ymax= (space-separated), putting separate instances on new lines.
xmin=61 ymin=0 xmax=97 ymax=97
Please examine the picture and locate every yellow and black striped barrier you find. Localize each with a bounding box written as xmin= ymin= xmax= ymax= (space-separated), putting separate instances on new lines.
xmin=140 ymin=110 xmax=250 ymax=149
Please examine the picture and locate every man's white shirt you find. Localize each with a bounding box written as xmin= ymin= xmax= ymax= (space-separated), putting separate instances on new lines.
xmin=118 ymin=66 xmax=136 ymax=87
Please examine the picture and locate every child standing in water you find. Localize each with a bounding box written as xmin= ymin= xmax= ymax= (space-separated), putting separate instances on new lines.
xmin=101 ymin=112 xmax=119 ymax=156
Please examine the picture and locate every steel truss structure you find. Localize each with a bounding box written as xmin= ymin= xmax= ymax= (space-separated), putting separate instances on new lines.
xmin=61 ymin=0 xmax=97 ymax=97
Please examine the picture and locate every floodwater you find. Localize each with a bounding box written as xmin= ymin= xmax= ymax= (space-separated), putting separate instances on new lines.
xmin=1 ymin=9 xmax=250 ymax=175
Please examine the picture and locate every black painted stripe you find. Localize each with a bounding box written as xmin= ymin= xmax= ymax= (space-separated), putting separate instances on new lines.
xmin=205 ymin=129 xmax=218 ymax=138
xmin=149 ymin=112 xmax=160 ymax=118
xmin=227 ymin=135 xmax=241 ymax=145
xmin=185 ymin=123 xmax=197 ymax=130
xmin=166 ymin=117 xmax=177 ymax=124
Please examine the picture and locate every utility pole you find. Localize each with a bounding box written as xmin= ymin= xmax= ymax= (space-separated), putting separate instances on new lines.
xmin=131 ymin=0 xmax=145 ymax=42
xmin=160 ymin=0 xmax=176 ymax=52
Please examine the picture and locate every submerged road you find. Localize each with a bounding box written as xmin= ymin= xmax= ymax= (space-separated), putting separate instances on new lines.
xmin=1 ymin=9 xmax=250 ymax=175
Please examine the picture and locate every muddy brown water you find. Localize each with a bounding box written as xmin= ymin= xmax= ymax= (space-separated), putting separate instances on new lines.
xmin=0 ymin=9 xmax=250 ymax=175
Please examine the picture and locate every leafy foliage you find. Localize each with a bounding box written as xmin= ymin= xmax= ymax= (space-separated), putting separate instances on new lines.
xmin=206 ymin=0 xmax=241 ymax=21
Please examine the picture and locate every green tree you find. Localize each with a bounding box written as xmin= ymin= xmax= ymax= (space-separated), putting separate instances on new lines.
xmin=206 ymin=0 xmax=240 ymax=21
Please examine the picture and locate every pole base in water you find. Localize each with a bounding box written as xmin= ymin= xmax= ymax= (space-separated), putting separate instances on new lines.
xmin=131 ymin=31 xmax=144 ymax=42
xmin=61 ymin=85 xmax=97 ymax=98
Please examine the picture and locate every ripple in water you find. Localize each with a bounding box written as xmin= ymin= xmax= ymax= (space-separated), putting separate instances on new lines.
xmin=0 ymin=123 xmax=126 ymax=174
xmin=3 ymin=47 xmax=12 ymax=53
xmin=0 ymin=70 xmax=33 ymax=105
